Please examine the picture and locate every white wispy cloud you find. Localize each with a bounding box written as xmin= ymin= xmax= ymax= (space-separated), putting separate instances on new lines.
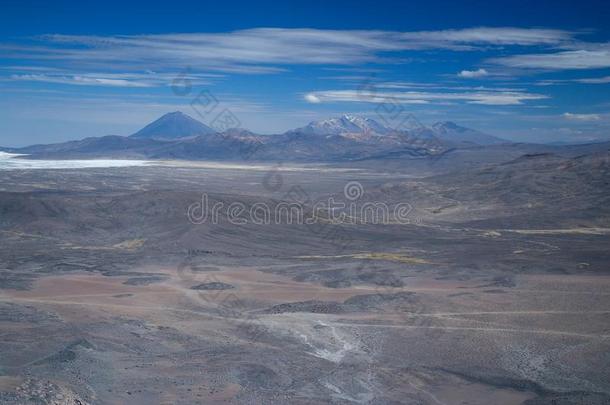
xmin=397 ymin=27 xmax=573 ymax=47
xmin=458 ymin=68 xmax=489 ymax=78
xmin=491 ymin=43 xmax=610 ymax=70
xmin=536 ymin=75 xmax=610 ymax=85
xmin=563 ymin=112 xmax=602 ymax=121
xmin=303 ymin=88 xmax=547 ymax=105
xmin=576 ymin=76 xmax=610 ymax=84
xmin=10 ymin=73 xmax=154 ymax=87
xmin=371 ymin=82 xmax=525 ymax=92
xmin=6 ymin=71 xmax=218 ymax=88
xmin=0 ymin=27 xmax=575 ymax=74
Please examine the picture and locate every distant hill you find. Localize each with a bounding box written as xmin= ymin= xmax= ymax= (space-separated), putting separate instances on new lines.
xmin=431 ymin=121 xmax=506 ymax=145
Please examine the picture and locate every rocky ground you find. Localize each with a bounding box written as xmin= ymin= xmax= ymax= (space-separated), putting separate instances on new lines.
xmin=0 ymin=161 xmax=609 ymax=404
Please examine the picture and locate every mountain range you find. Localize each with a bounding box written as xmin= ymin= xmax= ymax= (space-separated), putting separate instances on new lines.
xmin=2 ymin=111 xmax=515 ymax=162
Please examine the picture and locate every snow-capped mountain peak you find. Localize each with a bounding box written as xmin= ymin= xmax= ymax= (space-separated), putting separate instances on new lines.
xmin=301 ymin=114 xmax=390 ymax=136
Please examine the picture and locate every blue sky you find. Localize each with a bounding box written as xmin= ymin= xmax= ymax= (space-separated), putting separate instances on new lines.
xmin=1 ymin=0 xmax=610 ymax=146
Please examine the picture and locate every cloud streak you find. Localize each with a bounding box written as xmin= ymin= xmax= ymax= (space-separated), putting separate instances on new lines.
xmin=536 ymin=75 xmax=610 ymax=85
xmin=10 ymin=73 xmax=153 ymax=87
xmin=7 ymin=72 xmax=215 ymax=88
xmin=304 ymin=88 xmax=547 ymax=105
xmin=0 ymin=27 xmax=576 ymax=74
xmin=491 ymin=44 xmax=610 ymax=70
xmin=576 ymin=76 xmax=610 ymax=84
xmin=563 ymin=112 xmax=602 ymax=121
